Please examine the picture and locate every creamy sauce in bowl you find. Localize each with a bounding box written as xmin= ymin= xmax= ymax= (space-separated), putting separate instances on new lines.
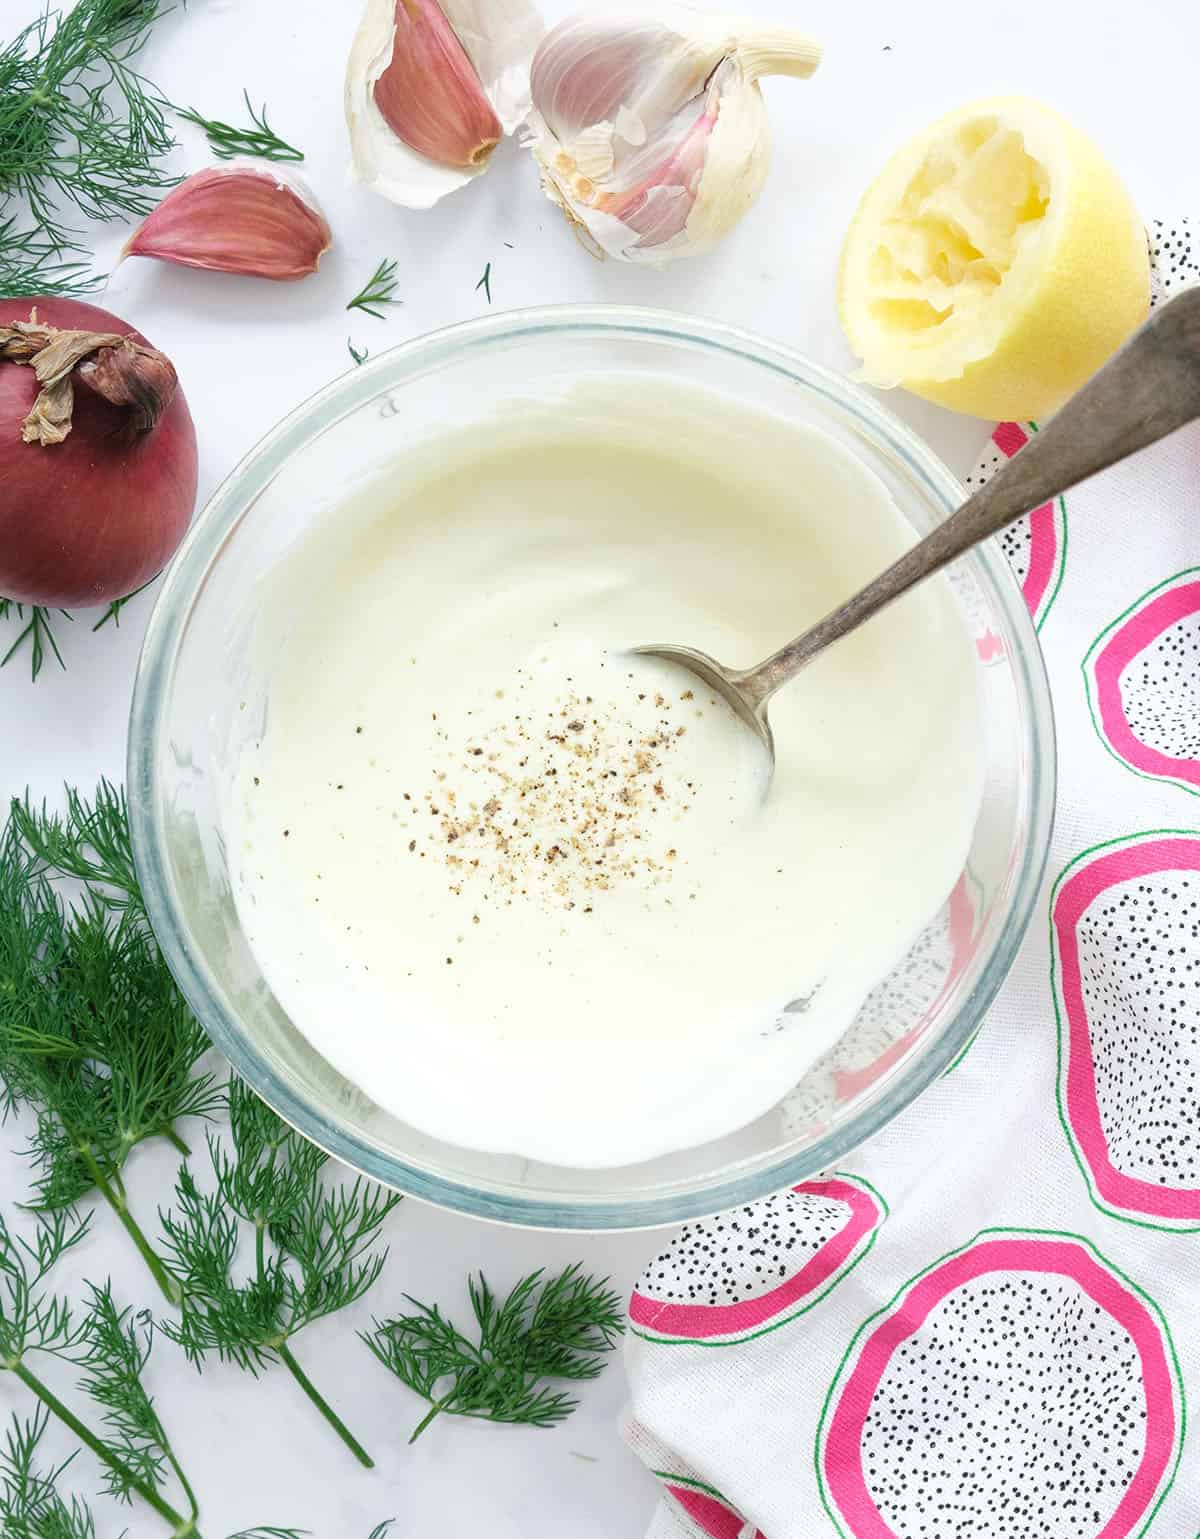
xmin=229 ymin=380 xmax=982 ymax=1166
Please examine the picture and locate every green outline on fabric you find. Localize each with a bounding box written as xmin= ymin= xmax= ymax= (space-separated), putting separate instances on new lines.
xmin=654 ymin=1471 xmax=754 ymax=1538
xmin=1025 ymin=422 xmax=1069 ymax=633
xmin=941 ymin=1025 xmax=980 ymax=1076
xmin=1050 ymin=827 xmax=1200 ymax=1234
xmin=813 ymin=1224 xmax=1186 ymax=1539
xmin=1036 ymin=494 xmax=1069 ymax=632
xmin=654 ymin=1471 xmax=733 ymax=1503
xmin=1081 ymin=567 xmax=1200 ymax=799
xmin=630 ymin=1173 xmax=890 ymax=1350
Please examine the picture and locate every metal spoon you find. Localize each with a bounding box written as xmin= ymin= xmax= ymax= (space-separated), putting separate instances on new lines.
xmin=637 ymin=285 xmax=1200 ymax=766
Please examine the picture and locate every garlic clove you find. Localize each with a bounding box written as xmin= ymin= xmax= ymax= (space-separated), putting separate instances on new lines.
xmin=123 ymin=162 xmax=332 ymax=281
xmin=527 ymin=5 xmax=820 ymax=266
xmin=372 ymin=0 xmax=502 ymax=170
xmin=346 ymin=0 xmax=544 ymax=210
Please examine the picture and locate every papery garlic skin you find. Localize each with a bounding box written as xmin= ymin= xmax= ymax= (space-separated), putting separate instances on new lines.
xmin=527 ymin=5 xmax=820 ymax=266
xmin=346 ymin=0 xmax=544 ymax=210
xmin=123 ymin=162 xmax=332 ymax=281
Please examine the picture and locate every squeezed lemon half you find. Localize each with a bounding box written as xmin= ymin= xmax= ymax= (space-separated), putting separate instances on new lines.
xmin=838 ymin=97 xmax=1150 ymax=421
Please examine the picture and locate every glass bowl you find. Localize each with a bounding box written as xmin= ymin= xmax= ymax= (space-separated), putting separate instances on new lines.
xmin=128 ymin=306 xmax=1055 ymax=1230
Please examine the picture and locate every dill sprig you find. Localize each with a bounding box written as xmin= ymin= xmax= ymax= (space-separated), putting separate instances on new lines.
xmin=0 ymin=1211 xmax=201 ymax=1537
xmin=91 ymin=578 xmax=154 ymax=634
xmin=363 ymin=1264 xmax=623 ymax=1441
xmin=346 ymin=259 xmax=400 ymax=320
xmin=0 ymin=788 xmax=221 ymax=1304
xmin=179 ymin=91 xmax=303 ymax=163
xmin=0 ymin=580 xmax=156 ymax=682
xmin=0 ymin=216 xmax=96 ymax=297
xmin=13 ymin=781 xmax=142 ymax=915
xmin=475 ymin=260 xmax=492 ymax=305
xmin=0 ymin=0 xmax=176 ymax=254
xmin=347 ymin=338 xmax=369 ymax=367
xmin=0 ymin=602 xmax=69 ymax=682
xmin=0 ymin=1406 xmax=97 ymax=1539
xmin=158 ymin=1079 xmax=402 ymax=1468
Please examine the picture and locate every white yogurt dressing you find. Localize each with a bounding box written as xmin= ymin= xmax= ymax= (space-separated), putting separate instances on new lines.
xmin=229 ymin=380 xmax=982 ymax=1166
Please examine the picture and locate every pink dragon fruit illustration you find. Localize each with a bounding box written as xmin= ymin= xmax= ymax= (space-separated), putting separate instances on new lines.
xmin=967 ymin=421 xmax=1067 ymax=630
xmin=1083 ymin=569 xmax=1200 ymax=796
xmin=818 ymin=1229 xmax=1182 ymax=1539
xmin=662 ymin=1476 xmax=766 ymax=1539
xmin=835 ymin=872 xmax=980 ymax=1098
xmin=629 ymin=1175 xmax=886 ymax=1346
xmin=1052 ymin=831 xmax=1200 ymax=1228
xmin=1148 ymin=217 xmax=1198 ymax=305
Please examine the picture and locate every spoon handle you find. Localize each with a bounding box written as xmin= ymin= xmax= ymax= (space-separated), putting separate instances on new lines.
xmin=734 ymin=285 xmax=1200 ymax=708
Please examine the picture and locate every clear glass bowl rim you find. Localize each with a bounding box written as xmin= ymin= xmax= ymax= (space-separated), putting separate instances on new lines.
xmin=128 ymin=303 xmax=1056 ymax=1231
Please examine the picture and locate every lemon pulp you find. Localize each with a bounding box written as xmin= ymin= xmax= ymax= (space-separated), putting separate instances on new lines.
xmin=840 ymin=97 xmax=1150 ymax=421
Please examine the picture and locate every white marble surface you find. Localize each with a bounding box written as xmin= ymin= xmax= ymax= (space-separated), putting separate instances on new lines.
xmin=1 ymin=0 xmax=1195 ymax=1533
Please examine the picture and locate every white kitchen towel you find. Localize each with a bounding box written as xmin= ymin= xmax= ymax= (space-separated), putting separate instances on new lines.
xmin=623 ymin=219 xmax=1200 ymax=1539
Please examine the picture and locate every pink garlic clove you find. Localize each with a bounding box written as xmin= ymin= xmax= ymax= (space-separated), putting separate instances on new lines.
xmin=374 ymin=0 xmax=502 ymax=170
xmin=345 ymin=0 xmax=544 ymax=210
xmin=123 ymin=163 xmax=333 ymax=281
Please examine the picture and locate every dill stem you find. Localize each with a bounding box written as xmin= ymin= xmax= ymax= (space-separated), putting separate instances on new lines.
xmin=277 ymin=1340 xmax=374 ymax=1469
xmin=409 ymin=1393 xmax=454 ymax=1442
xmin=163 ymin=1124 xmax=191 ymax=1157
xmin=77 ymin=1144 xmax=182 ymax=1306
xmin=250 ymin=1219 xmax=373 ymax=1466
xmin=13 ymin=1360 xmax=201 ymax=1537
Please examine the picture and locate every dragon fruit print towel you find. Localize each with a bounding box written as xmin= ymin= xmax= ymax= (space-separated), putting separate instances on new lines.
xmin=623 ymin=221 xmax=1200 ymax=1539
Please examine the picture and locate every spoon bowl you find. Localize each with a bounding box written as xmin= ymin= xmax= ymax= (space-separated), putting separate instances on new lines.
xmin=633 ymin=642 xmax=778 ymax=764
xmin=635 ymin=287 xmax=1200 ymax=773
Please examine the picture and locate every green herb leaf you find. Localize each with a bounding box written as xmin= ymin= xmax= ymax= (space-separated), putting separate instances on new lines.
xmin=91 ymin=577 xmax=155 ymax=634
xmin=0 ymin=217 xmax=97 ymax=297
xmin=346 ymin=259 xmax=400 ymax=321
xmin=159 ymin=1078 xmax=401 ymax=1466
xmin=13 ymin=781 xmax=140 ymax=915
xmin=475 ymin=261 xmax=492 ymax=304
xmin=0 ymin=1407 xmax=96 ymax=1539
xmin=0 ymin=791 xmax=219 ymax=1303
xmin=0 ymin=603 xmax=69 ymax=682
xmin=347 ymin=338 xmax=369 ymax=367
xmin=0 ymin=0 xmax=177 ymax=254
xmin=0 ymin=1212 xmax=199 ymax=1534
xmin=363 ymin=1264 xmax=622 ymax=1440
xmin=179 ymin=91 xmax=303 ymax=164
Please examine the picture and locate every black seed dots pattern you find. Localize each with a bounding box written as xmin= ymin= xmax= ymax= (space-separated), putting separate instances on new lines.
xmin=966 ymin=451 xmax=1033 ymax=590
xmin=1149 ymin=219 xmax=1198 ymax=307
xmin=1118 ymin=610 xmax=1200 ymax=762
xmin=999 ymin=521 xmax=1032 ymax=589
xmin=1078 ymin=871 xmax=1200 ymax=1184
xmin=640 ymin=1190 xmax=848 ymax=1307
xmin=860 ymin=1273 xmax=1147 ymax=1538
xmin=853 ymin=905 xmax=953 ymax=1036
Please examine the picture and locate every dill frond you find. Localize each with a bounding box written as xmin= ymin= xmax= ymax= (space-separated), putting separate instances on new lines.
xmin=0 ymin=791 xmax=221 ymax=1303
xmin=0 ymin=1407 xmax=96 ymax=1539
xmin=346 ymin=258 xmax=400 ymax=320
xmin=0 ymin=1213 xmax=198 ymax=1536
xmin=159 ymin=1079 xmax=402 ymax=1467
xmin=363 ymin=1264 xmax=623 ymax=1440
xmin=0 ymin=0 xmax=177 ymax=250
xmin=0 ymin=603 xmax=69 ymax=682
xmin=179 ymin=91 xmax=303 ymax=163
xmin=0 ymin=217 xmax=97 ymax=296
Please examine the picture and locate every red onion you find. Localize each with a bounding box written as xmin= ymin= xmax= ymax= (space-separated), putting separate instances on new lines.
xmin=0 ymin=297 xmax=198 ymax=609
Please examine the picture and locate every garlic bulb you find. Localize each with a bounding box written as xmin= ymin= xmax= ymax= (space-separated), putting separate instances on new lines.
xmin=527 ymin=5 xmax=820 ymax=265
xmin=346 ymin=0 xmax=544 ymax=210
